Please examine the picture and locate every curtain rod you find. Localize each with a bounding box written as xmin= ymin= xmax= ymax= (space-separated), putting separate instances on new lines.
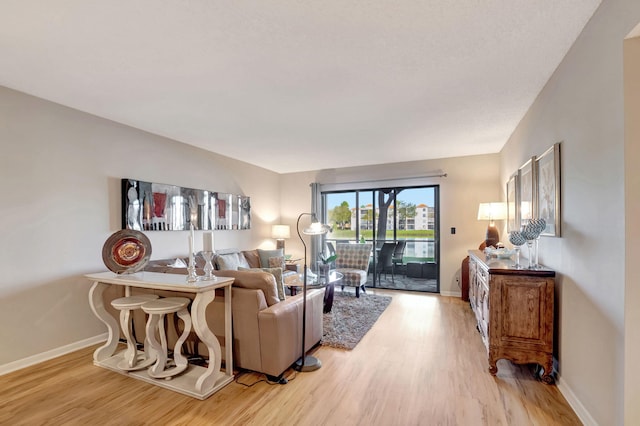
xmin=321 ymin=172 xmax=447 ymax=187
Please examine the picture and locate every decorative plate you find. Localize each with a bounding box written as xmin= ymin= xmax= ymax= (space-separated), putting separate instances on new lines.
xmin=102 ymin=230 xmax=152 ymax=274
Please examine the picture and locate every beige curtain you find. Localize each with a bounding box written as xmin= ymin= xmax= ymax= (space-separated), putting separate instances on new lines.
xmin=310 ymin=182 xmax=322 ymax=271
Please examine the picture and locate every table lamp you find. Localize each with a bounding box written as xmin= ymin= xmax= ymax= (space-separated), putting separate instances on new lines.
xmin=271 ymin=224 xmax=290 ymax=251
xmin=295 ymin=213 xmax=330 ymax=372
xmin=477 ymin=202 xmax=507 ymax=248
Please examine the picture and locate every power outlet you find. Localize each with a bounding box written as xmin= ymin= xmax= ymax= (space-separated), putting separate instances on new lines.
xmin=451 ymin=227 xmax=456 ymax=234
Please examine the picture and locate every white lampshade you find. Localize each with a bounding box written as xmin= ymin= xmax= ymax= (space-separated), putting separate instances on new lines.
xmin=302 ymin=221 xmax=331 ymax=235
xmin=271 ymin=225 xmax=291 ymax=239
xmin=477 ymin=202 xmax=507 ymax=222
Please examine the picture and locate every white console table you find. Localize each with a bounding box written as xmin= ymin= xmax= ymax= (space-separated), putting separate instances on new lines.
xmin=85 ymin=271 xmax=234 ymax=399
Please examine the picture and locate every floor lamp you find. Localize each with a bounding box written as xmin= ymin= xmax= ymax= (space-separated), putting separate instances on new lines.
xmin=294 ymin=212 xmax=330 ymax=372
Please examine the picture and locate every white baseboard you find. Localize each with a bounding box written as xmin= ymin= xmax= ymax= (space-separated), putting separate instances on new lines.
xmin=440 ymin=290 xmax=462 ymax=297
xmin=557 ymin=376 xmax=598 ymax=426
xmin=0 ymin=333 xmax=107 ymax=376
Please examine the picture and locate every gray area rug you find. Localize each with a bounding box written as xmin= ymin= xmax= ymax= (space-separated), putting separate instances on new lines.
xmin=321 ymin=292 xmax=392 ymax=350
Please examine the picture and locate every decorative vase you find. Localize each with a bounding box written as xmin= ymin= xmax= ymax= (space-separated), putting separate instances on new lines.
xmin=520 ymin=219 xmax=546 ymax=269
xmin=508 ymin=231 xmax=526 ymax=269
xmin=531 ymin=218 xmax=546 ymax=268
xmin=317 ymin=262 xmax=331 ymax=284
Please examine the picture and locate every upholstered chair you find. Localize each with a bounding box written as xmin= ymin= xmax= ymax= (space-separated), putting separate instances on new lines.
xmin=335 ymin=243 xmax=373 ymax=297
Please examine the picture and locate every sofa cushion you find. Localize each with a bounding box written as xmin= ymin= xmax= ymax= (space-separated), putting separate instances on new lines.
xmin=213 ymin=270 xmax=280 ymax=306
xmin=215 ymin=251 xmax=250 ymax=270
xmin=257 ymin=248 xmax=284 ymax=268
xmin=336 ymin=268 xmax=368 ymax=287
xmin=240 ymin=266 xmax=286 ymax=301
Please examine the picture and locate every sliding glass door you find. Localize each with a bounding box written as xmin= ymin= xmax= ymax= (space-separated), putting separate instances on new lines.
xmin=322 ymin=185 xmax=439 ymax=293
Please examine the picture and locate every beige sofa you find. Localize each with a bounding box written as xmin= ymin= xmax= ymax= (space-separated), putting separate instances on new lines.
xmin=140 ymin=251 xmax=323 ymax=381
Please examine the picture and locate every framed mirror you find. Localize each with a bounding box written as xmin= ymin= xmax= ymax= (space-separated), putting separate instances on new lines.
xmin=518 ymin=157 xmax=536 ymax=226
xmin=122 ymin=179 xmax=250 ymax=231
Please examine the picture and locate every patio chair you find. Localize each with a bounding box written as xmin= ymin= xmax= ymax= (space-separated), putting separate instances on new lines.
xmin=392 ymin=240 xmax=406 ymax=277
xmin=335 ymin=243 xmax=373 ymax=297
xmin=375 ymin=242 xmax=396 ymax=285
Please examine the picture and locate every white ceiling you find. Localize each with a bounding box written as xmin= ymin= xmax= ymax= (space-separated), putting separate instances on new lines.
xmin=0 ymin=1 xmax=602 ymax=174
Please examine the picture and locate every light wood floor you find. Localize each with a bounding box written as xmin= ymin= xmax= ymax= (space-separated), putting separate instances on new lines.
xmin=0 ymin=290 xmax=581 ymax=425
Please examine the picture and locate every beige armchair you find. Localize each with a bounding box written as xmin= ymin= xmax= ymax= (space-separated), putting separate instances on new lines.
xmin=335 ymin=243 xmax=373 ymax=297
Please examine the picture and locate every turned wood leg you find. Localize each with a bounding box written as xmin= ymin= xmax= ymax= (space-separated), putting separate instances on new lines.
xmin=171 ymin=308 xmax=192 ymax=376
xmin=192 ymin=291 xmax=222 ymax=392
xmin=488 ymin=359 xmax=498 ymax=375
xmin=88 ymin=282 xmax=120 ymax=362
xmin=539 ymin=360 xmax=555 ymax=384
xmin=119 ymin=309 xmax=137 ymax=369
xmin=224 ymin=285 xmax=233 ymax=377
xmin=146 ymin=314 xmax=167 ymax=377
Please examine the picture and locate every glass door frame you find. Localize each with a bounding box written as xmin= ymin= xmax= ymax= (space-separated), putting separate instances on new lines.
xmin=321 ymin=184 xmax=440 ymax=292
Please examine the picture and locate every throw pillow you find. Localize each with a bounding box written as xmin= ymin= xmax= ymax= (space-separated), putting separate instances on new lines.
xmin=242 ymin=249 xmax=261 ymax=268
xmin=268 ymin=255 xmax=285 ymax=271
xmin=239 ymin=266 xmax=286 ymax=301
xmin=168 ymin=258 xmax=187 ymax=268
xmin=257 ymin=248 xmax=284 ymax=269
xmin=214 ymin=269 xmax=280 ymax=306
xmin=215 ymin=252 xmax=250 ymax=270
xmin=215 ymin=254 xmax=239 ymax=270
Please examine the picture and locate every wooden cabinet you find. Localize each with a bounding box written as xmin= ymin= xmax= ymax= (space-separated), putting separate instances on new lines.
xmin=468 ymin=250 xmax=555 ymax=384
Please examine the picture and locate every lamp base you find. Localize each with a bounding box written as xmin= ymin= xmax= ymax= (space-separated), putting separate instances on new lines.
xmin=294 ymin=355 xmax=322 ymax=372
xmin=485 ymin=225 xmax=500 ymax=248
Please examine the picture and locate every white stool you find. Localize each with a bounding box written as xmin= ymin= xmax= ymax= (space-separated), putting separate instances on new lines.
xmin=142 ymin=297 xmax=192 ymax=379
xmin=110 ymin=294 xmax=159 ymax=371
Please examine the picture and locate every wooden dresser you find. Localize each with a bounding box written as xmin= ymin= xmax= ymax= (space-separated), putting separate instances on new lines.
xmin=468 ymin=250 xmax=555 ymax=384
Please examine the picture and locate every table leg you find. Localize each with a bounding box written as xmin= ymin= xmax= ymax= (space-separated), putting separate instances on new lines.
xmin=192 ymin=289 xmax=223 ymax=393
xmin=88 ymin=282 xmax=120 ymax=362
xmin=146 ymin=313 xmax=168 ymax=377
xmin=224 ymin=285 xmax=233 ymax=376
xmin=324 ymin=283 xmax=335 ymax=313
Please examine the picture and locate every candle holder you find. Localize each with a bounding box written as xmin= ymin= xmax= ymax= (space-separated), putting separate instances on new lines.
xmin=187 ymin=251 xmax=198 ymax=283
xmin=200 ymin=251 xmax=215 ymax=281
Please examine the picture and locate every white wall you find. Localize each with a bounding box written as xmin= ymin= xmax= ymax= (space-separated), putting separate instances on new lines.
xmin=279 ymin=154 xmax=501 ymax=297
xmin=0 ymin=86 xmax=280 ymax=366
xmin=500 ymin=1 xmax=640 ymax=424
